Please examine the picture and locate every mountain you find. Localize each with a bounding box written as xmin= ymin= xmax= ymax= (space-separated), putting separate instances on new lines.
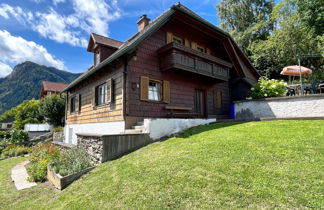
xmin=0 ymin=61 xmax=81 ymax=114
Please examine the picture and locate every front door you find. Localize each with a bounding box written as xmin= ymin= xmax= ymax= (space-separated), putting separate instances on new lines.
xmin=194 ymin=89 xmax=205 ymax=117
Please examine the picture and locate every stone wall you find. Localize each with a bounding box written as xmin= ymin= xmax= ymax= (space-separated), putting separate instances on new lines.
xmin=234 ymin=94 xmax=324 ymax=120
xmin=53 ymin=132 xmax=64 ymax=142
xmin=77 ymin=134 xmax=104 ymax=163
xmin=77 ymin=133 xmax=151 ymax=163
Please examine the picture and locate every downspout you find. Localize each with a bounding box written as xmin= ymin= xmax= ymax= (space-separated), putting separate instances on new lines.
xmin=123 ymin=54 xmax=128 ymax=122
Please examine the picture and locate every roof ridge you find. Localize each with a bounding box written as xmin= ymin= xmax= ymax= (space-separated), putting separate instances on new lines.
xmin=91 ymin=33 xmax=124 ymax=44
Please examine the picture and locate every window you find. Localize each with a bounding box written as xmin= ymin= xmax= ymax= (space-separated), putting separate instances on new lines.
xmin=196 ymin=45 xmax=206 ymax=53
xmin=6 ymin=124 xmax=12 ymax=129
xmin=97 ymin=83 xmax=107 ymax=105
xmin=95 ymin=52 xmax=100 ymax=66
xmin=140 ymin=76 xmax=170 ymax=103
xmin=172 ymin=36 xmax=183 ymax=45
xmin=148 ymin=80 xmax=161 ymax=101
xmin=70 ymin=96 xmax=76 ymax=113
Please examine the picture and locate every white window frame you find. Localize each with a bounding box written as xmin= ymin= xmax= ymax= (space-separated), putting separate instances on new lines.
xmin=148 ymin=80 xmax=161 ymax=101
xmin=97 ymin=83 xmax=107 ymax=105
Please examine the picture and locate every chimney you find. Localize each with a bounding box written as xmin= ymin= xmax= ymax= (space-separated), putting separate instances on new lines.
xmin=137 ymin=14 xmax=150 ymax=32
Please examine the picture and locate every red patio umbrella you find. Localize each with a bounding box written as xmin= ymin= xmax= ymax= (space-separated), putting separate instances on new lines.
xmin=280 ymin=65 xmax=312 ymax=76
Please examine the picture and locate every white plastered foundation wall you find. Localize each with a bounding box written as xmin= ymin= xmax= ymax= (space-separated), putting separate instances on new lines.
xmin=64 ymin=121 xmax=125 ymax=144
xmin=65 ymin=118 xmax=216 ymax=144
xmin=143 ymin=118 xmax=217 ymax=140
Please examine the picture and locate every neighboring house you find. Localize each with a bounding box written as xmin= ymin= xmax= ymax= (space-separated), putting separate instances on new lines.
xmin=40 ymin=81 xmax=68 ymax=98
xmin=0 ymin=117 xmax=13 ymax=130
xmin=62 ymin=3 xmax=259 ymax=144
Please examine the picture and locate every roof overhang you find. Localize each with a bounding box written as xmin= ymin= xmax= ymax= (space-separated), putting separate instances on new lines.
xmin=63 ymin=3 xmax=259 ymax=92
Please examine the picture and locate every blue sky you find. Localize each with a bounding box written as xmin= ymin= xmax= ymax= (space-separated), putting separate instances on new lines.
xmin=0 ymin=0 xmax=221 ymax=77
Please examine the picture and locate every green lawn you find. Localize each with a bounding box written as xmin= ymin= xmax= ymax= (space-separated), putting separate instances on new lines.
xmin=0 ymin=120 xmax=323 ymax=209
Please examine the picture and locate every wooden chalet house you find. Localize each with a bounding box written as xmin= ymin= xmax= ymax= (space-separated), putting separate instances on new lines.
xmin=63 ymin=3 xmax=259 ymax=144
xmin=40 ymin=81 xmax=68 ymax=98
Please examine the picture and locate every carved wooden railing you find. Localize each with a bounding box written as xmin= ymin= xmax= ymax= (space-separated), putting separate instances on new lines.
xmin=157 ymin=42 xmax=232 ymax=81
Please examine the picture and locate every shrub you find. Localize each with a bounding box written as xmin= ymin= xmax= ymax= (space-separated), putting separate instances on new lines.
xmin=53 ymin=126 xmax=64 ymax=133
xmin=250 ymin=77 xmax=287 ymax=99
xmin=9 ymin=129 xmax=29 ymax=143
xmin=51 ymin=146 xmax=93 ymax=177
xmin=0 ymin=130 xmax=28 ymax=146
xmin=1 ymin=145 xmax=32 ymax=158
xmin=27 ymin=143 xmax=60 ymax=182
xmin=0 ymin=130 xmax=11 ymax=140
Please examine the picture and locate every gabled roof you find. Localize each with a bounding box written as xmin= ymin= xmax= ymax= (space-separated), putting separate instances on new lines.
xmin=63 ymin=3 xmax=259 ymax=92
xmin=0 ymin=117 xmax=14 ymax=123
xmin=87 ymin=33 xmax=123 ymax=52
xmin=42 ymin=81 xmax=68 ymax=92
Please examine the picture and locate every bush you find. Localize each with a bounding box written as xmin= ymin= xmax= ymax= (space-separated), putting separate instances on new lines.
xmin=250 ymin=77 xmax=287 ymax=99
xmin=10 ymin=129 xmax=29 ymax=143
xmin=0 ymin=130 xmax=11 ymax=140
xmin=1 ymin=145 xmax=32 ymax=158
xmin=0 ymin=129 xmax=28 ymax=146
xmin=51 ymin=146 xmax=93 ymax=177
xmin=27 ymin=143 xmax=60 ymax=182
xmin=53 ymin=126 xmax=64 ymax=133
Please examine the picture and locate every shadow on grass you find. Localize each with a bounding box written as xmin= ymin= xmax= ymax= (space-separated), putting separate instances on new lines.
xmin=174 ymin=121 xmax=247 ymax=139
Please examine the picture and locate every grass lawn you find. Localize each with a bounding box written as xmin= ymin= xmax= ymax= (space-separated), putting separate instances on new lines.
xmin=0 ymin=120 xmax=323 ymax=209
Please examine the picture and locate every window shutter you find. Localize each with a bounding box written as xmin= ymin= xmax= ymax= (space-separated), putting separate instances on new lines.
xmin=163 ymin=80 xmax=170 ymax=103
xmin=140 ymin=76 xmax=149 ymax=101
xmin=191 ymin=42 xmax=197 ymax=50
xmin=184 ymin=39 xmax=190 ymax=47
xmin=206 ymin=48 xmax=211 ymax=55
xmin=75 ymin=94 xmax=80 ymax=112
xmin=215 ymin=90 xmax=222 ymax=108
xmin=67 ymin=96 xmax=71 ymax=113
xmin=106 ymin=78 xmax=114 ymax=103
xmin=92 ymin=87 xmax=96 ymax=107
xmin=166 ymin=32 xmax=173 ymax=44
xmin=78 ymin=94 xmax=82 ymax=113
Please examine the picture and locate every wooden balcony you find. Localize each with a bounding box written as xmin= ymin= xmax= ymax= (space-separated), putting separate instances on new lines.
xmin=157 ymin=42 xmax=232 ymax=81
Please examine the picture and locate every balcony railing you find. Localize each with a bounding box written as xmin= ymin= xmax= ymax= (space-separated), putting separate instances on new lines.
xmin=157 ymin=42 xmax=232 ymax=81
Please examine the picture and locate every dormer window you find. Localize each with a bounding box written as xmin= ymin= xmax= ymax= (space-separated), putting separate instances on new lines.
xmin=95 ymin=51 xmax=100 ymax=66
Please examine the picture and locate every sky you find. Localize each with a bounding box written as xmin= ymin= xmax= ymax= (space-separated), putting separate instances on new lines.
xmin=0 ymin=0 xmax=221 ymax=77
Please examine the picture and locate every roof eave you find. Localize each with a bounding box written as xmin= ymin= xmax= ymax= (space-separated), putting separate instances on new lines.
xmin=63 ymin=9 xmax=175 ymax=92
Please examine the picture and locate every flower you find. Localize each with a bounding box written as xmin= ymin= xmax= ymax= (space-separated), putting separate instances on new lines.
xmin=275 ymin=92 xmax=278 ymax=95
xmin=264 ymin=93 xmax=268 ymax=97
xmin=251 ymin=87 xmax=255 ymax=91
xmin=271 ymin=85 xmax=276 ymax=88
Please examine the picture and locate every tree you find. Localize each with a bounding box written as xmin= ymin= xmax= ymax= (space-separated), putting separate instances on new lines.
xmin=249 ymin=0 xmax=323 ymax=78
xmin=217 ymin=0 xmax=275 ymax=55
xmin=296 ymin=0 xmax=324 ymax=36
xmin=39 ymin=94 xmax=66 ymax=127
xmin=0 ymin=99 xmax=44 ymax=129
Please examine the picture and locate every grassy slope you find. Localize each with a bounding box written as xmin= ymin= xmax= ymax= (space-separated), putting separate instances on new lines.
xmin=0 ymin=121 xmax=323 ymax=209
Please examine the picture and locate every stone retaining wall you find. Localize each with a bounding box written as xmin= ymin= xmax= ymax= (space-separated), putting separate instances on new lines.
xmin=234 ymin=94 xmax=324 ymax=120
xmin=77 ymin=133 xmax=151 ymax=163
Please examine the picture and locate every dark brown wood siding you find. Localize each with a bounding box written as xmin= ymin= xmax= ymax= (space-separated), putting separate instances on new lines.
xmin=125 ymin=20 xmax=232 ymax=119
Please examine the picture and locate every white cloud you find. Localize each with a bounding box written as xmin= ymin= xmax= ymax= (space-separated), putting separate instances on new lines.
xmin=0 ymin=4 xmax=33 ymax=24
xmin=72 ymin=0 xmax=121 ymax=35
xmin=0 ymin=30 xmax=65 ymax=71
xmin=34 ymin=9 xmax=88 ymax=47
xmin=0 ymin=1 xmax=122 ymax=47
xmin=53 ymin=0 xmax=66 ymax=5
xmin=0 ymin=61 xmax=12 ymax=78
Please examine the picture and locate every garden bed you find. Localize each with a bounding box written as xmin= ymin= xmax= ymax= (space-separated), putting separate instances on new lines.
xmin=47 ymin=165 xmax=95 ymax=190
